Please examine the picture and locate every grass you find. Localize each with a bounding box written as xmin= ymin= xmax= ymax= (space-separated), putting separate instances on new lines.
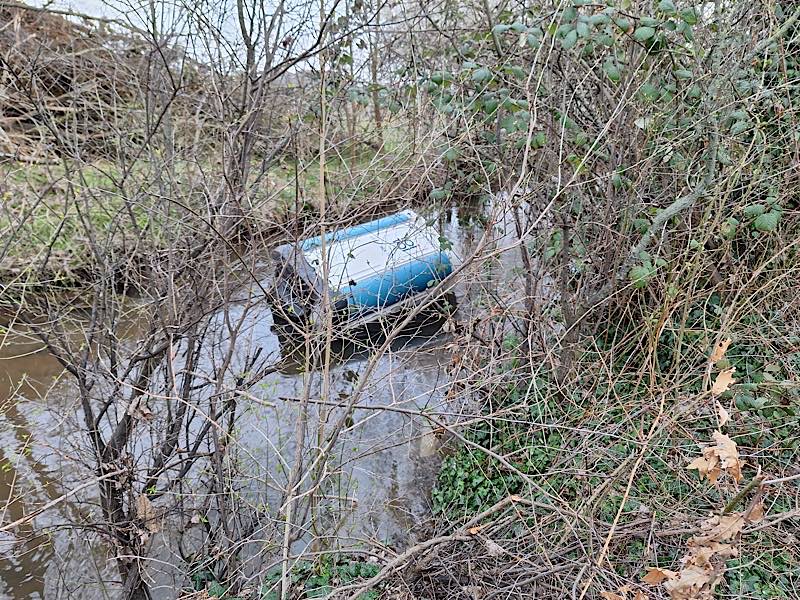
xmin=429 ymin=274 xmax=800 ymax=597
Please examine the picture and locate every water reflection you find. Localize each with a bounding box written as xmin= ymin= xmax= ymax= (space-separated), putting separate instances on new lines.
xmin=0 ymin=200 xmax=530 ymax=598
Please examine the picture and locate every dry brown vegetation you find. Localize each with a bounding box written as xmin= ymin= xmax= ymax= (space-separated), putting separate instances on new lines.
xmin=1 ymin=1 xmax=799 ymax=599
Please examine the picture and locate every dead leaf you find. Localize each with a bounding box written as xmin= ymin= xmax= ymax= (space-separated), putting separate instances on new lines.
xmin=633 ymin=592 xmax=649 ymax=600
xmin=468 ymin=523 xmax=487 ymax=535
xmin=711 ymin=367 xmax=736 ymax=395
xmin=715 ymin=401 xmax=730 ymax=427
xmin=709 ymin=338 xmax=732 ymax=364
xmin=127 ymin=397 xmax=154 ymax=421
xmin=712 ymin=430 xmax=743 ymax=482
xmin=136 ymin=494 xmax=161 ymax=533
xmin=687 ymin=455 xmax=722 ymax=484
xmin=643 ymin=567 xmax=675 ymax=585
xmin=600 ymin=593 xmax=624 ymax=600
xmin=662 ymin=563 xmax=713 ymax=599
xmin=746 ymin=499 xmax=765 ymax=523
xmin=484 ymin=538 xmax=504 ymax=557
xmin=687 ymin=431 xmax=743 ymax=483
xmin=698 ymin=514 xmax=745 ymax=542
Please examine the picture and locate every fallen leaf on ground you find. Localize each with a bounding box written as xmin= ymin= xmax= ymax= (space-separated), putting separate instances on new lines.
xmin=711 ymin=367 xmax=736 ymax=395
xmin=484 ymin=538 xmax=504 ymax=557
xmin=600 ymin=592 xmax=624 ymax=600
xmin=687 ymin=430 xmax=743 ymax=483
xmin=709 ymin=338 xmax=732 ymax=364
xmin=712 ymin=430 xmax=743 ymax=482
xmin=662 ymin=563 xmax=713 ymax=599
xmin=698 ymin=514 xmax=745 ymax=542
xmin=643 ymin=567 xmax=674 ymax=585
xmin=468 ymin=523 xmax=487 ymax=535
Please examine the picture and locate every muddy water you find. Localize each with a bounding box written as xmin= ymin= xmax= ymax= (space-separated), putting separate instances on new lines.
xmin=0 ymin=202 xmax=534 ymax=598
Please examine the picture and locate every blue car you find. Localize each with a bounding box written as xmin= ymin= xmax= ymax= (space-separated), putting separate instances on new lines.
xmin=270 ymin=210 xmax=456 ymax=329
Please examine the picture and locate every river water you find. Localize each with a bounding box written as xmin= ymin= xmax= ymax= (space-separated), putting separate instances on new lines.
xmin=0 ymin=202 xmax=541 ymax=598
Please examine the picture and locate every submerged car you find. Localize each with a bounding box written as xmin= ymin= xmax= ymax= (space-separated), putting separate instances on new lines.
xmin=270 ymin=209 xmax=456 ymax=337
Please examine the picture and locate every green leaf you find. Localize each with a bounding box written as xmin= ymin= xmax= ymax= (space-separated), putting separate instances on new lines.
xmin=753 ymin=211 xmax=780 ymax=232
xmin=430 ymin=188 xmax=448 ymax=201
xmin=629 ymin=265 xmax=652 ymax=288
xmin=721 ymin=217 xmax=739 ymax=239
xmin=614 ymin=17 xmax=631 ymax=31
xmin=506 ymin=65 xmax=527 ymax=78
xmin=576 ymin=20 xmax=590 ymax=37
xmin=589 ymin=14 xmax=611 ymax=26
xmin=603 ymin=60 xmax=621 ymax=82
xmin=673 ymin=69 xmax=692 ymax=79
xmin=531 ymin=131 xmax=547 ymax=148
xmin=443 ymin=148 xmax=459 ymax=162
xmin=639 ymin=83 xmax=659 ymax=101
xmin=743 ymin=204 xmax=766 ymax=217
xmin=471 ymin=67 xmax=492 ymax=83
xmin=598 ymin=34 xmax=615 ymax=46
xmin=658 ymin=0 xmax=676 ymax=15
xmin=483 ymin=98 xmax=499 ymax=114
xmin=526 ymin=33 xmax=541 ymax=48
xmin=633 ymin=26 xmax=656 ymax=41
xmin=430 ymin=71 xmax=451 ymax=85
xmin=500 ymin=115 xmax=517 ymax=132
xmin=730 ymin=120 xmax=751 ymax=135
xmin=680 ymin=8 xmax=698 ymax=25
xmin=640 ymin=17 xmax=660 ymax=27
xmin=492 ymin=24 xmax=511 ymax=34
xmin=561 ymin=29 xmax=579 ymax=49
xmin=633 ymin=218 xmax=650 ymax=234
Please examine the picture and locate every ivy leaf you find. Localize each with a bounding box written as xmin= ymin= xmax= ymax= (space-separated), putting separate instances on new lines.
xmin=492 ymin=24 xmax=511 ymax=35
xmin=506 ymin=65 xmax=527 ymax=79
xmin=443 ymin=147 xmax=459 ymax=161
xmin=743 ymin=204 xmax=765 ymax=217
xmin=658 ymin=0 xmax=677 ymax=15
xmin=471 ymin=67 xmax=492 ymax=83
xmin=614 ymin=17 xmax=632 ymax=31
xmin=629 ymin=265 xmax=652 ymax=288
xmin=561 ymin=29 xmax=579 ymax=49
xmin=753 ymin=210 xmax=780 ymax=232
xmin=730 ymin=120 xmax=751 ymax=135
xmin=483 ymin=98 xmax=499 ymax=114
xmin=589 ymin=14 xmax=611 ymax=26
xmin=603 ymin=60 xmax=621 ymax=82
xmin=680 ymin=8 xmax=698 ymax=25
xmin=633 ymin=26 xmax=656 ymax=41
xmin=531 ymin=131 xmax=547 ymax=148
xmin=576 ymin=20 xmax=590 ymax=37
xmin=720 ymin=217 xmax=739 ymax=239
